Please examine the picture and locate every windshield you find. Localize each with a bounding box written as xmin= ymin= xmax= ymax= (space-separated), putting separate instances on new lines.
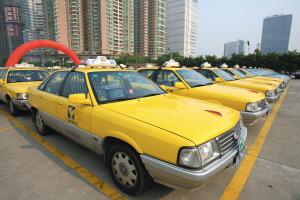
xmin=231 ymin=69 xmax=248 ymax=79
xmin=88 ymin=71 xmax=166 ymax=104
xmin=176 ymin=69 xmax=213 ymax=87
xmin=213 ymin=69 xmax=236 ymax=81
xmin=7 ymin=70 xmax=49 ymax=83
xmin=245 ymin=69 xmax=259 ymax=76
xmin=252 ymin=69 xmax=266 ymax=75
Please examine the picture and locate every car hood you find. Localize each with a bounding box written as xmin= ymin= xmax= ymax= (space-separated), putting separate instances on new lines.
xmin=7 ymin=82 xmax=42 ymax=93
xmin=102 ymin=94 xmax=239 ymax=145
xmin=224 ymin=80 xmax=277 ymax=92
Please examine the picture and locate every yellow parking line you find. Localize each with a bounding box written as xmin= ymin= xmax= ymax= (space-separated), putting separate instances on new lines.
xmin=259 ymin=118 xmax=267 ymax=120
xmin=220 ymin=81 xmax=291 ymax=200
xmin=0 ymin=109 xmax=128 ymax=200
xmin=0 ymin=123 xmax=33 ymax=132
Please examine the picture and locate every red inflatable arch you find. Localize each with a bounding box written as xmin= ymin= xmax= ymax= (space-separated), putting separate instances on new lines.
xmin=5 ymin=40 xmax=81 ymax=67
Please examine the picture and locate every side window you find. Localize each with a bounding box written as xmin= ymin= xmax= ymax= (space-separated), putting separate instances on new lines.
xmin=62 ymin=72 xmax=88 ymax=98
xmin=224 ymin=70 xmax=235 ymax=76
xmin=157 ymin=70 xmax=182 ymax=87
xmin=139 ymin=69 xmax=156 ymax=80
xmin=0 ymin=71 xmax=7 ymax=80
xmin=44 ymin=72 xmax=68 ymax=95
xmin=199 ymin=70 xmax=217 ymax=81
xmin=38 ymin=74 xmax=54 ymax=90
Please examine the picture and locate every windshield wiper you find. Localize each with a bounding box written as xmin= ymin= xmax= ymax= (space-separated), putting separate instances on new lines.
xmin=205 ymin=83 xmax=214 ymax=85
xmin=109 ymin=97 xmax=138 ymax=102
xmin=192 ymin=84 xmax=206 ymax=87
xmin=143 ymin=93 xmax=162 ymax=97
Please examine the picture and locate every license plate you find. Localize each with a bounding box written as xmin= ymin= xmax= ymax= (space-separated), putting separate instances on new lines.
xmin=236 ymin=147 xmax=245 ymax=167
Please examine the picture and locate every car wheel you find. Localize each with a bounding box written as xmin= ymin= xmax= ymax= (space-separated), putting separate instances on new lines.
xmin=8 ymin=99 xmax=20 ymax=116
xmin=34 ymin=110 xmax=50 ymax=136
xmin=108 ymin=144 xmax=153 ymax=196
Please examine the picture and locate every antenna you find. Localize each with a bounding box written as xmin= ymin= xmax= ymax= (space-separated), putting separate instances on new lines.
xmin=167 ymin=47 xmax=172 ymax=60
xmin=257 ymin=43 xmax=260 ymax=51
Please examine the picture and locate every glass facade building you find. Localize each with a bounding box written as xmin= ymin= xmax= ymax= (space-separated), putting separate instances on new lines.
xmin=166 ymin=0 xmax=197 ymax=58
xmin=224 ymin=39 xmax=245 ymax=59
xmin=261 ymin=14 xmax=292 ymax=54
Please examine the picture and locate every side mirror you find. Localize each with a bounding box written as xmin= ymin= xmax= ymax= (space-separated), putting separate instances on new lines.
xmin=246 ymin=74 xmax=251 ymax=77
xmin=160 ymin=85 xmax=166 ymax=91
xmin=69 ymin=93 xmax=92 ymax=105
xmin=214 ymin=78 xmax=222 ymax=82
xmin=0 ymin=79 xmax=4 ymax=84
xmin=233 ymin=75 xmax=239 ymax=79
xmin=174 ymin=82 xmax=186 ymax=89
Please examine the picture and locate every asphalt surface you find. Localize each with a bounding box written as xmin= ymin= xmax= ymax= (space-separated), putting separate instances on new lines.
xmin=0 ymin=80 xmax=299 ymax=200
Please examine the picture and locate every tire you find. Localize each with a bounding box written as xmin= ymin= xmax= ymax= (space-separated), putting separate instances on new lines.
xmin=8 ymin=98 xmax=20 ymax=116
xmin=108 ymin=144 xmax=153 ymax=196
xmin=34 ymin=110 xmax=50 ymax=136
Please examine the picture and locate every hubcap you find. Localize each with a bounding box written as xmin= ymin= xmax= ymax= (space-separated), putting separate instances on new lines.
xmin=36 ymin=112 xmax=44 ymax=132
xmin=112 ymin=152 xmax=137 ymax=188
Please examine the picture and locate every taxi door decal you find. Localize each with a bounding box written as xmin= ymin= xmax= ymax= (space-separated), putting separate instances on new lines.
xmin=68 ymin=105 xmax=75 ymax=120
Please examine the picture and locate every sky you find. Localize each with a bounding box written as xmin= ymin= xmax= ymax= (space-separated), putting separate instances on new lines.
xmin=196 ymin=0 xmax=300 ymax=57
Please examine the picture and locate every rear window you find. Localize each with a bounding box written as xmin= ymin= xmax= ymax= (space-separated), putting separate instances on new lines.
xmin=7 ymin=70 xmax=49 ymax=83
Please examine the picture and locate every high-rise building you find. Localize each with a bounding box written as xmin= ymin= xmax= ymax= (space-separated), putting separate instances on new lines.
xmin=224 ymin=40 xmax=245 ymax=59
xmin=41 ymin=0 xmax=135 ymax=56
xmin=134 ymin=0 xmax=166 ymax=58
xmin=166 ymin=0 xmax=197 ymax=57
xmin=0 ymin=0 xmax=24 ymax=59
xmin=261 ymin=14 xmax=292 ymax=54
xmin=22 ymin=0 xmax=45 ymax=55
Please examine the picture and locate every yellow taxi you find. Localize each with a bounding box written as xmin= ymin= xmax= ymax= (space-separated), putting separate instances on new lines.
xmin=137 ymin=60 xmax=270 ymax=125
xmin=195 ymin=62 xmax=280 ymax=103
xmin=236 ymin=67 xmax=285 ymax=84
xmin=221 ymin=64 xmax=284 ymax=93
xmin=46 ymin=66 xmax=62 ymax=74
xmin=26 ymin=56 xmax=247 ymax=195
xmin=0 ymin=63 xmax=49 ymax=116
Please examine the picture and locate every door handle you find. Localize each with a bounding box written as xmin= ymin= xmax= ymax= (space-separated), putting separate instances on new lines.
xmin=58 ymin=102 xmax=62 ymax=106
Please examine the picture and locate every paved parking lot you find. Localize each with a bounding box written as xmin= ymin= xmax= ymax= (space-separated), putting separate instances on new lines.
xmin=0 ymin=80 xmax=299 ymax=200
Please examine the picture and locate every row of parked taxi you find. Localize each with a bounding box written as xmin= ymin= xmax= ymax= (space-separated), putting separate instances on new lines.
xmin=0 ymin=56 xmax=290 ymax=196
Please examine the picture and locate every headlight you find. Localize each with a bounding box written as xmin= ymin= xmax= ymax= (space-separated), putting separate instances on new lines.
xmin=179 ymin=139 xmax=220 ymax=168
xmin=17 ymin=93 xmax=27 ymax=100
xmin=246 ymin=102 xmax=261 ymax=112
xmin=239 ymin=114 xmax=243 ymax=127
xmin=265 ymin=89 xmax=276 ymax=97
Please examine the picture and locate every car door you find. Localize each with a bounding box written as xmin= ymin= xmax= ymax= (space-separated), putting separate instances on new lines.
xmin=156 ymin=70 xmax=188 ymax=96
xmin=37 ymin=72 xmax=68 ymax=129
xmin=57 ymin=72 xmax=94 ymax=150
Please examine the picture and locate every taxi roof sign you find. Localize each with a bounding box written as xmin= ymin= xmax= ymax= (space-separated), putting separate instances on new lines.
xmin=233 ymin=64 xmax=240 ymax=69
xmin=201 ymin=62 xmax=211 ymax=68
xmin=220 ymin=63 xmax=228 ymax=68
xmin=242 ymin=66 xmax=246 ymax=69
xmin=162 ymin=59 xmax=180 ymax=68
xmin=15 ymin=62 xmax=34 ymax=68
xmin=85 ymin=56 xmax=116 ymax=67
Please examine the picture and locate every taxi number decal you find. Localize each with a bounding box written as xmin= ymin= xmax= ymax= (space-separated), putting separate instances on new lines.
xmin=68 ymin=106 xmax=75 ymax=120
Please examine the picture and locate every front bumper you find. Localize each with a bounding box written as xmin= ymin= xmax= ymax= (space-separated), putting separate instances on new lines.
xmin=266 ymin=94 xmax=280 ymax=103
xmin=141 ymin=127 xmax=247 ymax=191
xmin=240 ymin=103 xmax=271 ymax=125
xmin=11 ymin=98 xmax=28 ymax=110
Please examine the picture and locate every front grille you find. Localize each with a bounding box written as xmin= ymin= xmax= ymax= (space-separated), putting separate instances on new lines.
xmin=258 ymin=98 xmax=267 ymax=109
xmin=216 ymin=120 xmax=242 ymax=155
xmin=279 ymin=83 xmax=283 ymax=89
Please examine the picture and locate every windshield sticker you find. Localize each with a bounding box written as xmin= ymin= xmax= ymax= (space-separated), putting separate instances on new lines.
xmin=129 ymin=89 xmax=133 ymax=94
xmin=117 ymin=73 xmax=123 ymax=75
xmin=92 ymin=74 xmax=98 ymax=77
xmin=26 ymin=77 xmax=31 ymax=80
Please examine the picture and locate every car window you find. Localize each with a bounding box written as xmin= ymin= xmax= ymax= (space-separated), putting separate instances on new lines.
xmin=38 ymin=74 xmax=54 ymax=90
xmin=0 ymin=71 xmax=7 ymax=80
xmin=62 ymin=72 xmax=88 ymax=98
xmin=88 ymin=71 xmax=165 ymax=103
xmin=231 ymin=69 xmax=248 ymax=79
xmin=7 ymin=70 xmax=49 ymax=83
xmin=44 ymin=72 xmax=68 ymax=95
xmin=157 ymin=70 xmax=182 ymax=87
xmin=175 ymin=69 xmax=212 ymax=87
xmin=199 ymin=69 xmax=218 ymax=81
xmin=139 ymin=69 xmax=156 ymax=80
xmin=213 ymin=69 xmax=236 ymax=81
xmin=223 ymin=69 xmax=235 ymax=76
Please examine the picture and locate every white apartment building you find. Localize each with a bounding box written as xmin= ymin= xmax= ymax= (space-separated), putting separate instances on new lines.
xmin=166 ymin=0 xmax=198 ymax=57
